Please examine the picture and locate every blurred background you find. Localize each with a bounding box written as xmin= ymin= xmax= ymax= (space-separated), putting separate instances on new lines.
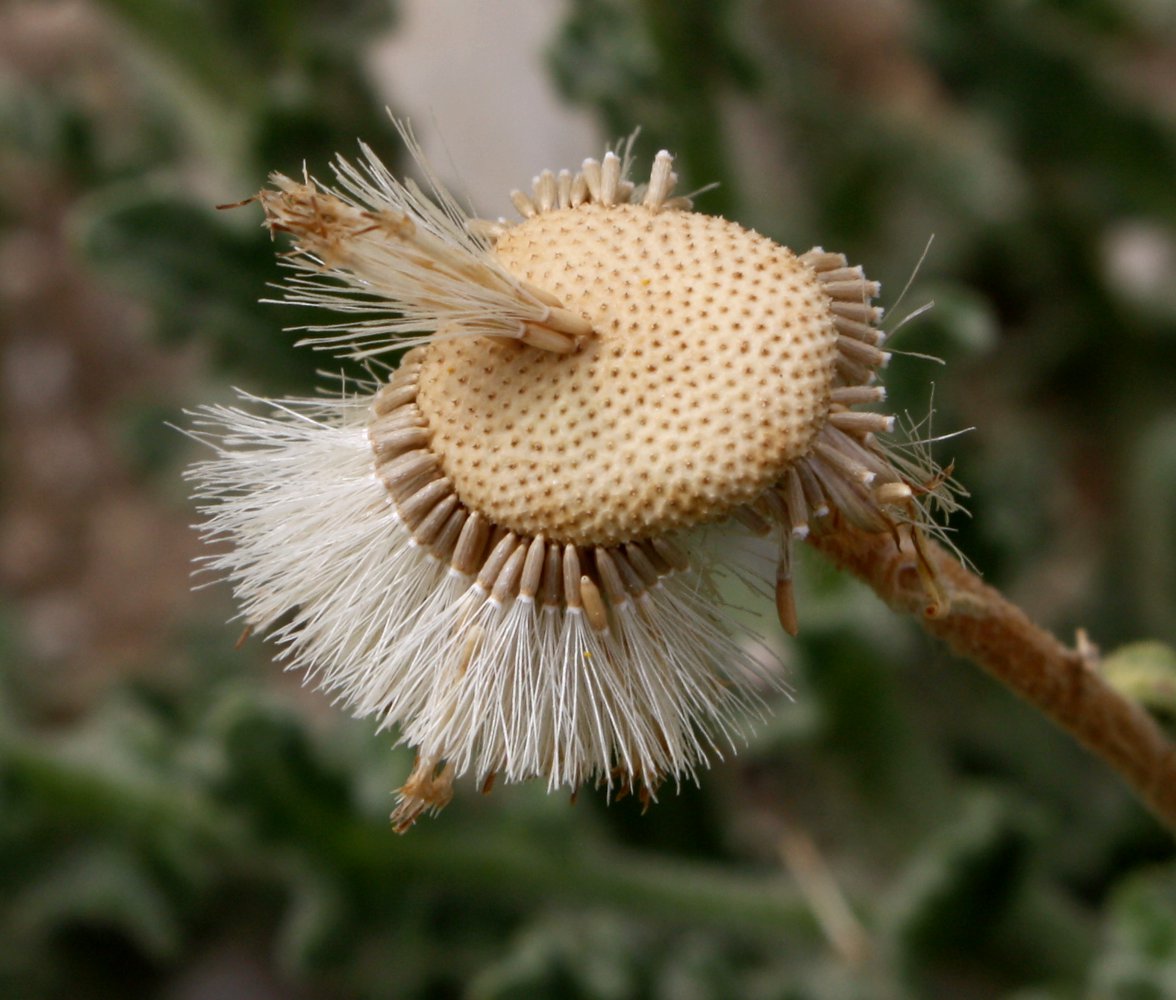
xmin=2 ymin=1 xmax=1176 ymax=997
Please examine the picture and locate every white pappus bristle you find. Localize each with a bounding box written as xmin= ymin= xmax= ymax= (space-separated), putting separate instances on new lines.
xmin=186 ymin=390 xmax=779 ymax=801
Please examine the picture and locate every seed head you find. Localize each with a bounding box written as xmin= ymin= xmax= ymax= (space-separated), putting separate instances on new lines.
xmin=190 ymin=124 xmax=964 ymax=829
xmin=419 ymin=202 xmax=838 ymax=545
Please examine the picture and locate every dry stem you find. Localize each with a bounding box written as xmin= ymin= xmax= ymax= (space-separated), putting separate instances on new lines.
xmin=807 ymin=522 xmax=1176 ymax=834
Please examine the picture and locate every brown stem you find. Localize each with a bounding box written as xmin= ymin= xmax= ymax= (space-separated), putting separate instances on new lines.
xmin=807 ymin=522 xmax=1176 ymax=834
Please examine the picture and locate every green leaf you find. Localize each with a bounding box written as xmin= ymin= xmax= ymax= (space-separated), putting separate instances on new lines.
xmin=275 ymin=868 xmax=353 ymax=974
xmin=888 ymin=794 xmax=1033 ymax=966
xmin=73 ymin=184 xmax=320 ymax=388
xmin=1088 ymin=865 xmax=1176 ymax=999
xmin=1102 ymin=642 xmax=1176 ymax=738
xmin=11 ymin=844 xmax=183 ymax=960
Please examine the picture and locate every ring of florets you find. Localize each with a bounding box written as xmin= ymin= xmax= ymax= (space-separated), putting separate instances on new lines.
xmin=364 ymin=161 xmax=911 ymax=638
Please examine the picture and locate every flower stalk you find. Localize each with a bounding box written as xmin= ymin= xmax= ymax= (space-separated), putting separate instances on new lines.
xmin=808 ymin=520 xmax=1176 ymax=833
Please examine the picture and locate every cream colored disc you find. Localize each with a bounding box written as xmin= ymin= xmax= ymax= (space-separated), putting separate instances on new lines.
xmin=414 ymin=203 xmax=839 ymax=546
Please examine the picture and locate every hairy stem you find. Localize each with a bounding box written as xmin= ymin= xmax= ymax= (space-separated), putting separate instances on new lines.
xmin=0 ymin=731 xmax=815 ymax=936
xmin=807 ymin=522 xmax=1176 ymax=834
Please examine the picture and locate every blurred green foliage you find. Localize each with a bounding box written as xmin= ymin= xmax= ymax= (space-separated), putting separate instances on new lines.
xmin=2 ymin=0 xmax=1176 ymax=997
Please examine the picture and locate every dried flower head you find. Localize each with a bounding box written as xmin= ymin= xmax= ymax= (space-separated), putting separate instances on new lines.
xmin=190 ymin=125 xmax=963 ymax=829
